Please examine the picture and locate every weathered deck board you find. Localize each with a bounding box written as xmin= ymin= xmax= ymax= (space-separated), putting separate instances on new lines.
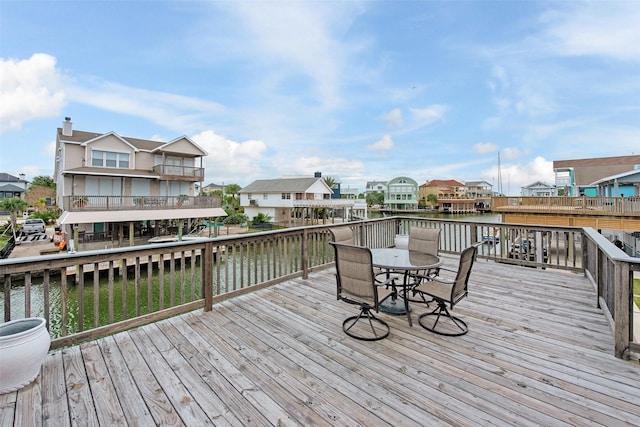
xmin=3 ymin=256 xmax=640 ymax=426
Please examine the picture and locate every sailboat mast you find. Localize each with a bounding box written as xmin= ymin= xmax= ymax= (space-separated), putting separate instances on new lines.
xmin=497 ymin=152 xmax=503 ymax=195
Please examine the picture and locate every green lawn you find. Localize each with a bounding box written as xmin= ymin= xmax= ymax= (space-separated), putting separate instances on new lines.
xmin=635 ymin=277 xmax=640 ymax=309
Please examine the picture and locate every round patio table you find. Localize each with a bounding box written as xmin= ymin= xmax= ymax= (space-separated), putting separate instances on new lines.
xmin=370 ymin=248 xmax=441 ymax=327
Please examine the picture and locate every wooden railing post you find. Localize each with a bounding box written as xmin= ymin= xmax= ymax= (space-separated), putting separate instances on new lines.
xmin=301 ymin=228 xmax=309 ymax=279
xmin=203 ymin=241 xmax=213 ymax=311
xmin=614 ymin=261 xmax=630 ymax=359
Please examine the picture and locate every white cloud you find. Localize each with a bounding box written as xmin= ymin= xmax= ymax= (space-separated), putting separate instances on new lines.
xmin=367 ymin=134 xmax=394 ymax=151
xmin=482 ymin=156 xmax=554 ymax=195
xmin=409 ymin=105 xmax=447 ymax=126
xmin=191 ymin=130 xmax=267 ymax=184
xmin=0 ymin=54 xmax=66 ymax=132
xmin=284 ymin=156 xmax=365 ymax=178
xmin=473 ymin=142 xmax=498 ymax=154
xmin=67 ymin=80 xmax=224 ymax=134
xmin=542 ymin=2 xmax=640 ymax=62
xmin=380 ymin=108 xmax=403 ymax=127
xmin=502 ymin=147 xmax=527 ymax=161
xmin=230 ymin=1 xmax=364 ymax=110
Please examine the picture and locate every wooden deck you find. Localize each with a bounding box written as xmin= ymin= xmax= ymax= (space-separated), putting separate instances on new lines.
xmin=2 ymin=255 xmax=640 ymax=426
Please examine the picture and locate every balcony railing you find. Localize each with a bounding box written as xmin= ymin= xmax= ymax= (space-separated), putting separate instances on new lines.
xmin=63 ymin=195 xmax=221 ymax=211
xmin=1 ymin=217 xmax=638 ymax=359
xmin=152 ymin=164 xmax=204 ymax=181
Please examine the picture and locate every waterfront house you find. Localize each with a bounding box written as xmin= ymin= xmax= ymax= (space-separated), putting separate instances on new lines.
xmin=521 ymin=181 xmax=557 ymax=197
xmin=53 ymin=117 xmax=225 ymax=248
xmin=591 ymin=169 xmax=640 ymax=198
xmin=365 ymin=180 xmax=388 ymax=195
xmin=464 ymin=180 xmax=493 ymax=210
xmin=240 ymin=173 xmax=367 ymax=225
xmin=420 ymin=179 xmax=477 ymax=213
xmin=553 ymin=154 xmax=640 ymax=196
xmin=385 ymin=176 xmax=419 ymax=211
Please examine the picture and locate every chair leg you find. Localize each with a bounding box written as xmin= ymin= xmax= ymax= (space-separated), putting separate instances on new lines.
xmin=418 ymin=301 xmax=468 ymax=336
xmin=343 ymin=307 xmax=390 ymax=341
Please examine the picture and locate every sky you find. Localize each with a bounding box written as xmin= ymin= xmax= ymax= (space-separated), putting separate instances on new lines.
xmin=1 ymin=0 xmax=639 ymax=196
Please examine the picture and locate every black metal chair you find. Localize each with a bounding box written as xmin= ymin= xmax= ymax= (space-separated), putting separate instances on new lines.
xmin=330 ymin=242 xmax=394 ymax=341
xmin=414 ymin=244 xmax=478 ymax=336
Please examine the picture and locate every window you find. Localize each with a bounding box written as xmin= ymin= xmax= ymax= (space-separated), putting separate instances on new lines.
xmin=281 ymin=193 xmax=291 ymax=199
xmin=263 ymin=193 xmax=268 ymax=199
xmin=91 ymin=150 xmax=129 ymax=168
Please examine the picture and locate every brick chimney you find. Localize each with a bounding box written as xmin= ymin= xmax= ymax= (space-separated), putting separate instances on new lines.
xmin=62 ymin=117 xmax=73 ymax=136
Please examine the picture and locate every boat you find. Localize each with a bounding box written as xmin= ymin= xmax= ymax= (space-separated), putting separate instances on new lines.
xmin=482 ymin=228 xmax=500 ymax=244
xmin=148 ymin=235 xmax=209 ymax=243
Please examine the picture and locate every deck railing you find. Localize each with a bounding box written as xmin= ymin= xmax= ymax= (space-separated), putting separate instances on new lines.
xmin=62 ymin=195 xmax=222 ymax=211
xmin=493 ymin=196 xmax=640 ymax=216
xmin=1 ymin=217 xmax=637 ymax=359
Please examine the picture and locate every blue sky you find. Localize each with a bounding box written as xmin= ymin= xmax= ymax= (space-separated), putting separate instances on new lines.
xmin=1 ymin=0 xmax=639 ymax=195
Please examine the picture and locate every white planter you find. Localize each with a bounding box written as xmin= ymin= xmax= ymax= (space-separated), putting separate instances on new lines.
xmin=0 ymin=317 xmax=51 ymax=394
xmin=394 ymin=234 xmax=409 ymax=249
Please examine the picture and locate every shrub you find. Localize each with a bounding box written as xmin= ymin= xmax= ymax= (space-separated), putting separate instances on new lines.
xmin=251 ymin=213 xmax=272 ymax=225
xmin=30 ymin=210 xmax=59 ymax=225
xmin=223 ymin=213 xmax=248 ymax=225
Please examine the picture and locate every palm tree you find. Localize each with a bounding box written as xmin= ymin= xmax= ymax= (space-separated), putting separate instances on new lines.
xmin=323 ymin=176 xmax=337 ymax=190
xmin=0 ymin=197 xmax=29 ymax=239
xmin=224 ymin=183 xmax=242 ymax=212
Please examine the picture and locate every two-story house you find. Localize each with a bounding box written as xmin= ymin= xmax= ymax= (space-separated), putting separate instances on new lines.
xmin=521 ymin=181 xmax=557 ymax=197
xmin=365 ymin=181 xmax=387 ymax=195
xmin=384 ymin=177 xmax=418 ymax=211
xmin=0 ymin=173 xmax=28 ymax=202
xmin=54 ymin=117 xmax=225 ymax=247
xmin=420 ymin=179 xmax=476 ymax=213
xmin=464 ymin=180 xmax=493 ymax=211
xmin=240 ymin=173 xmax=367 ymax=226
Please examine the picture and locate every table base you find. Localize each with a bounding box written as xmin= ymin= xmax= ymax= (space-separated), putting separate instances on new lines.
xmin=380 ymin=298 xmax=411 ymax=315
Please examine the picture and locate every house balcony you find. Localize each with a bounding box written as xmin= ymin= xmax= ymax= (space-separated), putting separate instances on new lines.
xmin=292 ymin=199 xmax=358 ymax=208
xmin=152 ymin=164 xmax=204 ymax=182
xmin=63 ymin=195 xmax=222 ymax=211
xmin=1 ymin=217 xmax=638 ymax=424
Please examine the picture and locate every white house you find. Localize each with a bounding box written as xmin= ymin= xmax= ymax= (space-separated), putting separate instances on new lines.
xmin=240 ymin=175 xmax=367 ymax=225
xmin=521 ymin=181 xmax=557 ymax=197
xmin=365 ymin=180 xmax=387 ymax=195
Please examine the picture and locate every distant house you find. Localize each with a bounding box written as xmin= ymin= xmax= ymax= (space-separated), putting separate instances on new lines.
xmin=521 ymin=181 xmax=557 ymax=197
xmin=464 ymin=180 xmax=493 ymax=211
xmin=365 ymin=181 xmax=387 ymax=195
xmin=54 ymin=117 xmax=225 ymax=247
xmin=0 ymin=173 xmax=28 ymax=201
xmin=420 ymin=179 xmax=466 ymax=200
xmin=240 ymin=173 xmax=367 ymax=225
xmin=590 ymin=169 xmax=640 ymax=197
xmin=464 ymin=181 xmax=493 ymax=199
xmin=553 ymin=154 xmax=640 ymax=196
xmin=385 ymin=177 xmax=418 ymax=211
xmin=201 ymin=182 xmax=226 ymax=195
xmin=420 ymin=179 xmax=477 ymax=213
xmin=340 ymin=185 xmax=359 ymax=199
